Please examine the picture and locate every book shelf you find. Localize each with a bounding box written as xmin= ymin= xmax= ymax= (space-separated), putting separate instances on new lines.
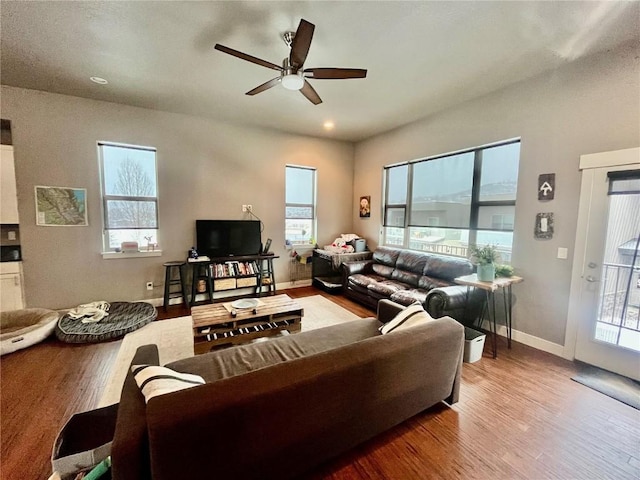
xmin=188 ymin=254 xmax=278 ymax=306
xmin=211 ymin=260 xmax=259 ymax=291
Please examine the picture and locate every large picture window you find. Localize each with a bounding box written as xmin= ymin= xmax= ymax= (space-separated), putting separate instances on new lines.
xmin=383 ymin=139 xmax=520 ymax=263
xmin=98 ymin=142 xmax=158 ymax=251
xmin=285 ymin=165 xmax=316 ymax=245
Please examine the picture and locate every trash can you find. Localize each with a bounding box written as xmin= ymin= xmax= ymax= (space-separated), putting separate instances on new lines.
xmin=51 ymin=403 xmax=117 ymax=479
xmin=463 ymin=327 xmax=486 ymax=363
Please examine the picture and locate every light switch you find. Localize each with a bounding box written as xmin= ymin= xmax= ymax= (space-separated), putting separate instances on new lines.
xmin=7 ymin=231 xmax=16 ymax=241
xmin=557 ymin=247 xmax=568 ymax=259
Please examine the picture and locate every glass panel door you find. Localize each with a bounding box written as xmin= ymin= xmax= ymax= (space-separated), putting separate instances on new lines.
xmin=594 ymin=193 xmax=640 ymax=351
xmin=569 ymin=149 xmax=640 ymax=380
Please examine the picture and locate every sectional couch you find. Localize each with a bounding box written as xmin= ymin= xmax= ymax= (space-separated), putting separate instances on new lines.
xmin=343 ymin=246 xmax=483 ymax=322
xmin=110 ymin=300 xmax=464 ymax=480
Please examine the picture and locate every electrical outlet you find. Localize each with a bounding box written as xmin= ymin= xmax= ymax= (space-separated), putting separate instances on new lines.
xmin=146 ymin=281 xmax=153 ymax=290
xmin=247 ymin=204 xmax=252 ymax=212
xmin=242 ymin=205 xmax=248 ymax=212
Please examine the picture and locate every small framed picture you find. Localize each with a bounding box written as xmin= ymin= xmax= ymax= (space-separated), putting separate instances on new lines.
xmin=359 ymin=196 xmax=371 ymax=218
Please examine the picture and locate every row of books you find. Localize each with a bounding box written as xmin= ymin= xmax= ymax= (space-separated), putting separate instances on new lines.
xmin=198 ymin=319 xmax=295 ymax=341
xmin=210 ymin=261 xmax=260 ymax=278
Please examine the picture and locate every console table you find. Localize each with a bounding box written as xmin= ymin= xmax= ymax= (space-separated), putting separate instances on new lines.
xmin=188 ymin=254 xmax=279 ymax=306
xmin=454 ymin=274 xmax=523 ymax=358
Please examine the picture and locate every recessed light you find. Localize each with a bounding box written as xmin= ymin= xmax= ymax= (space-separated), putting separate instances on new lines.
xmin=90 ymin=76 xmax=108 ymax=85
xmin=323 ymin=121 xmax=335 ymax=130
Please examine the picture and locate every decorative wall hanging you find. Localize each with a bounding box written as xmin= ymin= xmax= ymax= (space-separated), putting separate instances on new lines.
xmin=534 ymin=212 xmax=553 ymax=239
xmin=538 ymin=173 xmax=555 ymax=201
xmin=35 ymin=186 xmax=88 ymax=226
xmin=359 ymin=196 xmax=371 ymax=218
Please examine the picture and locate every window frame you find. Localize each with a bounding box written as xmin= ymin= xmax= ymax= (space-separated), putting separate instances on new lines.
xmin=285 ymin=165 xmax=317 ymax=245
xmin=383 ymin=139 xmax=520 ymax=260
xmin=98 ymin=142 xmax=159 ymax=254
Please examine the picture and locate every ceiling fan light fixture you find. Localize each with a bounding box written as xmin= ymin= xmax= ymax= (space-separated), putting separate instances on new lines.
xmin=281 ymin=73 xmax=304 ymax=91
xmin=215 ymin=19 xmax=367 ymax=105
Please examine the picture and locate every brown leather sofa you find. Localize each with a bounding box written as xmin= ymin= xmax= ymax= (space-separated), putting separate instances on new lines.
xmin=110 ymin=300 xmax=464 ymax=480
xmin=342 ymin=246 xmax=483 ymax=322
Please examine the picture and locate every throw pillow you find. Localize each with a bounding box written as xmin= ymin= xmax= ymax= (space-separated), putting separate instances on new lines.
xmin=379 ymin=303 xmax=434 ymax=335
xmin=131 ymin=364 xmax=205 ymax=403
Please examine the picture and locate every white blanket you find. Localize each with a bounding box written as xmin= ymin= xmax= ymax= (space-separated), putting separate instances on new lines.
xmin=66 ymin=301 xmax=110 ymax=323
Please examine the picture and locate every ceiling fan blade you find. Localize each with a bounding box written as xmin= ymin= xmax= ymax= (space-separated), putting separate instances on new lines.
xmin=300 ymin=80 xmax=322 ymax=105
xmin=214 ymin=44 xmax=282 ymax=72
xmin=289 ymin=19 xmax=315 ymax=69
xmin=303 ymin=68 xmax=368 ymax=79
xmin=246 ymin=77 xmax=282 ymax=96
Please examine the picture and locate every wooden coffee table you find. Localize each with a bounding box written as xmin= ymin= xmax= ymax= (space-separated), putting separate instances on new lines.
xmin=191 ymin=294 xmax=303 ymax=354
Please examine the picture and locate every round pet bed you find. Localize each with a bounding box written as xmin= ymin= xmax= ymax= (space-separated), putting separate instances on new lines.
xmin=55 ymin=301 xmax=157 ymax=344
xmin=1 ymin=308 xmax=60 ymax=356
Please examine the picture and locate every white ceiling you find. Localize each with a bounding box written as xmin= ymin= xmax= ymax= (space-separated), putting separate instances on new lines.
xmin=1 ymin=1 xmax=639 ymax=142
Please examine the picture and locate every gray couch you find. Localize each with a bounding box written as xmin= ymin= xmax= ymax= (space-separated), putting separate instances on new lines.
xmin=110 ymin=300 xmax=464 ymax=480
xmin=343 ymin=246 xmax=484 ymax=322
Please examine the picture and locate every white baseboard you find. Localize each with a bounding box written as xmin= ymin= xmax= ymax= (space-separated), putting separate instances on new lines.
xmin=478 ymin=320 xmax=565 ymax=357
xmin=277 ymin=279 xmax=312 ymax=290
xmin=146 ymin=297 xmax=164 ymax=307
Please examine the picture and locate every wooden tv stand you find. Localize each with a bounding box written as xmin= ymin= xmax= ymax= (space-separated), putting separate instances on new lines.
xmin=188 ymin=254 xmax=279 ymax=306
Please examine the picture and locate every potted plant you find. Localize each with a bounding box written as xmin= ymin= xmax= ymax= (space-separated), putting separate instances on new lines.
xmin=469 ymin=244 xmax=500 ymax=281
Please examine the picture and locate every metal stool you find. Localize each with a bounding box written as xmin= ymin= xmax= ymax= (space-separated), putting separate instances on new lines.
xmin=163 ymin=261 xmax=188 ymax=312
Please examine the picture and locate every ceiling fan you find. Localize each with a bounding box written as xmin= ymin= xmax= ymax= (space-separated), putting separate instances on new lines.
xmin=214 ymin=19 xmax=367 ymax=105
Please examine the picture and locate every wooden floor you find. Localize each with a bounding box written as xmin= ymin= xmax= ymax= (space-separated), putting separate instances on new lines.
xmin=2 ymin=287 xmax=639 ymax=479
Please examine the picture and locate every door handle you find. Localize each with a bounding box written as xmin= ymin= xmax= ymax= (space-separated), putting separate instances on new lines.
xmin=585 ymin=275 xmax=598 ymax=282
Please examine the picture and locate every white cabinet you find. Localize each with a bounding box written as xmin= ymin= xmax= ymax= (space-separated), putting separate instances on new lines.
xmin=1 ymin=145 xmax=19 ymax=224
xmin=0 ymin=144 xmax=24 ymax=311
xmin=0 ymin=262 xmax=24 ymax=311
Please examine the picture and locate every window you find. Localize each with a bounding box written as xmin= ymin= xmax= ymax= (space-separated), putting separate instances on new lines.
xmin=383 ymin=139 xmax=520 ymax=263
xmin=382 ymin=163 xmax=408 ymax=246
xmin=490 ymin=213 xmax=514 ymax=230
xmin=98 ymin=143 xmax=158 ymax=251
xmin=285 ymin=165 xmax=316 ymax=245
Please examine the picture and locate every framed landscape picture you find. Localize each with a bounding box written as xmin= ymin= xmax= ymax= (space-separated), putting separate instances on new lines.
xmin=35 ymin=186 xmax=88 ymax=226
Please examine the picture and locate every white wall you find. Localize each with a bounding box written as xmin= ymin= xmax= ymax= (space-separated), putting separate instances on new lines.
xmin=1 ymin=86 xmax=354 ymax=309
xmin=352 ymin=41 xmax=640 ymax=345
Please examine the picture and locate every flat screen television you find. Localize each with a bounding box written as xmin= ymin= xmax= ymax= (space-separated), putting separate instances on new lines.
xmin=196 ymin=220 xmax=262 ymax=258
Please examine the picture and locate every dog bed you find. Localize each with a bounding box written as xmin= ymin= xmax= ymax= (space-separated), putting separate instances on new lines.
xmin=55 ymin=301 xmax=157 ymax=344
xmin=1 ymin=308 xmax=60 ymax=355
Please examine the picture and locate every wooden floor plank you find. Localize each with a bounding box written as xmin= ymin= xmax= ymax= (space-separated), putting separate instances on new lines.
xmin=1 ymin=286 xmax=639 ymax=480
